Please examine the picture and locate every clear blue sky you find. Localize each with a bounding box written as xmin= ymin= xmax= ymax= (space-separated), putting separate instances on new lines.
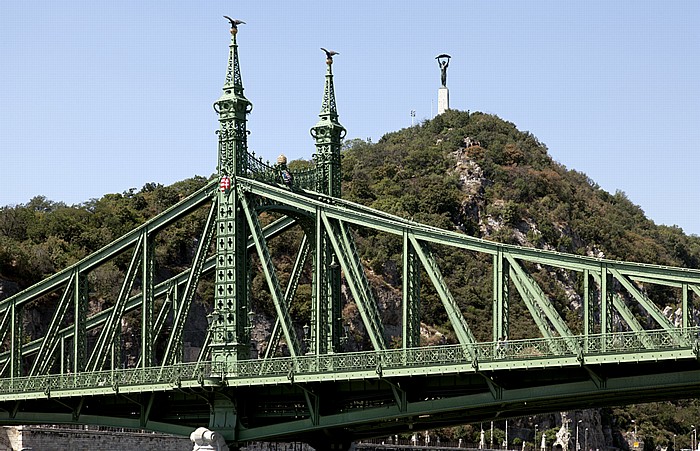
xmin=1 ymin=1 xmax=699 ymax=235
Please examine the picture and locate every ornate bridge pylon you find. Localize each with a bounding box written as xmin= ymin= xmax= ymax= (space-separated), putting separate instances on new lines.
xmin=1 ymin=19 xmax=700 ymax=451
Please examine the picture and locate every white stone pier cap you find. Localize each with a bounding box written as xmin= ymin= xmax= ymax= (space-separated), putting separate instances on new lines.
xmin=191 ymin=427 xmax=230 ymax=451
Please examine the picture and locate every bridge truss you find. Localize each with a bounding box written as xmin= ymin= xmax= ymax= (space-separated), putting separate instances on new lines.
xmin=1 ymin=21 xmax=700 ymax=450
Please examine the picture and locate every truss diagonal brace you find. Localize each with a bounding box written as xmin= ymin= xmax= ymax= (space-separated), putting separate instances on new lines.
xmin=264 ymin=235 xmax=309 ymax=361
xmin=505 ymin=254 xmax=575 ymax=350
xmin=162 ymin=200 xmax=218 ymax=366
xmin=87 ymin=235 xmax=144 ymax=371
xmin=240 ymin=193 xmax=300 ymax=357
xmin=30 ymin=272 xmax=76 ymax=376
xmin=610 ymin=293 xmax=655 ymax=349
xmin=321 ymin=213 xmax=386 ymax=351
xmin=0 ymin=308 xmax=12 ymax=350
xmin=408 ymin=235 xmax=476 ymax=348
xmin=609 ymin=268 xmax=681 ymax=337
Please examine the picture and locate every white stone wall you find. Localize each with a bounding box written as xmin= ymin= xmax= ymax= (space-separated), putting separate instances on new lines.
xmin=3 ymin=425 xmax=191 ymax=451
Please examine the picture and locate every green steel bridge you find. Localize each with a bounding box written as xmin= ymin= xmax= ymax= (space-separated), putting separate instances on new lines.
xmin=2 ymin=21 xmax=700 ymax=450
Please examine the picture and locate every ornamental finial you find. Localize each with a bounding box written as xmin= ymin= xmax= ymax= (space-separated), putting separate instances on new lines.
xmin=321 ymin=48 xmax=339 ymax=65
xmin=223 ymin=16 xmax=245 ymax=35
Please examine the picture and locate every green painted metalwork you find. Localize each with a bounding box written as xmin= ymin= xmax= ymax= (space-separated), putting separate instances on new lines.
xmin=29 ymin=272 xmax=73 ymax=376
xmin=0 ymin=213 xmax=294 ymax=374
xmin=141 ymin=231 xmax=155 ymax=368
xmin=322 ymin=214 xmax=386 ymax=351
xmin=86 ymin=233 xmax=144 ymax=372
xmin=610 ymin=268 xmax=680 ymax=334
xmin=583 ymin=269 xmax=592 ymax=337
xmin=72 ymin=272 xmax=87 ymax=374
xmin=610 ymin=293 xmax=654 ymax=349
xmin=212 ymin=21 xmax=253 ymax=366
xmin=240 ymin=192 xmax=300 ymax=357
xmin=311 ymin=51 xmax=346 ymax=197
xmin=161 ymin=200 xmax=217 ymax=366
xmin=0 ymin=328 xmax=698 ymax=401
xmin=306 ymin=51 xmax=347 ymax=356
xmin=409 ymin=235 xmax=477 ymax=347
xmin=3 ymin=19 xmax=700 ymax=447
xmin=506 ymin=254 xmax=573 ymax=343
xmin=264 ymin=235 xmax=309 ymax=360
xmin=493 ymin=250 xmax=509 ymax=342
xmin=402 ymin=231 xmax=421 ymax=349
xmin=10 ymin=302 xmax=21 ymax=378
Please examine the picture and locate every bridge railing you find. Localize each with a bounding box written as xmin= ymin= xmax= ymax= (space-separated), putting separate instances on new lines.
xmin=227 ymin=327 xmax=700 ymax=378
xmin=0 ymin=327 xmax=696 ymax=397
xmin=0 ymin=361 xmax=218 ymax=395
xmin=244 ymin=152 xmax=318 ymax=190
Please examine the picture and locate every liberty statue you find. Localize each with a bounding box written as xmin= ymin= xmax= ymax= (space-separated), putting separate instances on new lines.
xmin=436 ymin=54 xmax=451 ymax=87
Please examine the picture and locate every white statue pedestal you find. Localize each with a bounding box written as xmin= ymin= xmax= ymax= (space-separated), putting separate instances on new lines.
xmin=438 ymin=86 xmax=449 ymax=114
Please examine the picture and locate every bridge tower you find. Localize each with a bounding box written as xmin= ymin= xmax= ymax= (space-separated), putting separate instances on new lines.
xmin=309 ymin=51 xmax=347 ymax=354
xmin=210 ymin=20 xmax=253 ymax=365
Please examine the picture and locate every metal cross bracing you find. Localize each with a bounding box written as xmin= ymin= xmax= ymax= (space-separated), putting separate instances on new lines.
xmin=1 ymin=19 xmax=700 ymax=449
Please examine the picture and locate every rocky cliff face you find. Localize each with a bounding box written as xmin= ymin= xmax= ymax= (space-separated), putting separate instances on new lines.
xmin=0 ymin=278 xmax=18 ymax=302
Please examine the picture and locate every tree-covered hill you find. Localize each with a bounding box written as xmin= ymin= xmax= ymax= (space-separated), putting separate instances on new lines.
xmin=340 ymin=110 xmax=700 ymax=343
xmin=1 ymin=109 xmax=700 ymax=449
xmin=343 ymin=110 xmax=699 ymax=265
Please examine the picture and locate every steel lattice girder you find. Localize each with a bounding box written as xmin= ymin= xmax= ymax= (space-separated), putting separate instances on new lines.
xmin=0 ymin=194 xmax=297 ymax=374
xmin=1 ymin=170 xmax=700 ymax=440
xmin=2 ymin=348 xmax=700 ymax=442
xmin=241 ymin=177 xmax=700 ymax=283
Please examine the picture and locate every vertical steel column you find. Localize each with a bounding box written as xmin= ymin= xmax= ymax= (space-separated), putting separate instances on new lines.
xmin=600 ymin=265 xmax=610 ymax=336
xmin=402 ymin=231 xmax=421 ymax=349
xmin=492 ymin=250 xmax=509 ymax=342
xmin=682 ymin=283 xmax=689 ymax=328
xmin=327 ymin=240 xmax=341 ymax=353
xmin=211 ymin=21 xmax=253 ymax=364
xmin=73 ymin=273 xmax=87 ymax=373
xmin=583 ymin=269 xmax=591 ymax=336
xmin=10 ymin=301 xmax=21 ymax=379
xmin=310 ymin=217 xmax=341 ymax=354
xmin=60 ymin=336 xmax=66 ymax=374
xmin=311 ymin=210 xmax=327 ymax=354
xmin=141 ymin=232 xmax=154 ymax=367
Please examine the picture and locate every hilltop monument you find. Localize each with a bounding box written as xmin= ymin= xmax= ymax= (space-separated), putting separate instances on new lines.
xmin=436 ymin=53 xmax=451 ymax=114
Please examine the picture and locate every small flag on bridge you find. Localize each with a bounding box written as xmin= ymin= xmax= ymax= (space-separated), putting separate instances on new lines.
xmin=219 ymin=176 xmax=231 ymax=192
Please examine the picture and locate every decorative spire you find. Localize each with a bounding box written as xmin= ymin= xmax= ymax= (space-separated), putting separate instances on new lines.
xmin=319 ymin=48 xmax=340 ymax=119
xmin=311 ymin=48 xmax=345 ymax=142
xmin=222 ymin=16 xmax=246 ymax=94
xmin=311 ymin=48 xmax=346 ymax=197
xmin=214 ymin=16 xmax=252 ymax=177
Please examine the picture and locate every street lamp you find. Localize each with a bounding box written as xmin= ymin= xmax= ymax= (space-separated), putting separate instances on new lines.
xmin=632 ymin=420 xmax=637 ymax=439
xmin=577 ymin=419 xmax=583 ymax=451
xmin=535 ymin=424 xmax=538 ymax=451
xmin=302 ymin=323 xmax=311 ymax=354
xmin=673 ymin=434 xmax=676 ymax=451
xmin=693 ymin=425 xmax=697 ymax=451
xmin=585 ymin=428 xmax=589 ymax=451
xmin=505 ymin=420 xmax=509 ymax=450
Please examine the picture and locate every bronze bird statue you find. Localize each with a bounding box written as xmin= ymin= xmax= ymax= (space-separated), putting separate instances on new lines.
xmin=321 ymin=48 xmax=339 ymax=64
xmin=224 ymin=16 xmax=245 ymax=34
